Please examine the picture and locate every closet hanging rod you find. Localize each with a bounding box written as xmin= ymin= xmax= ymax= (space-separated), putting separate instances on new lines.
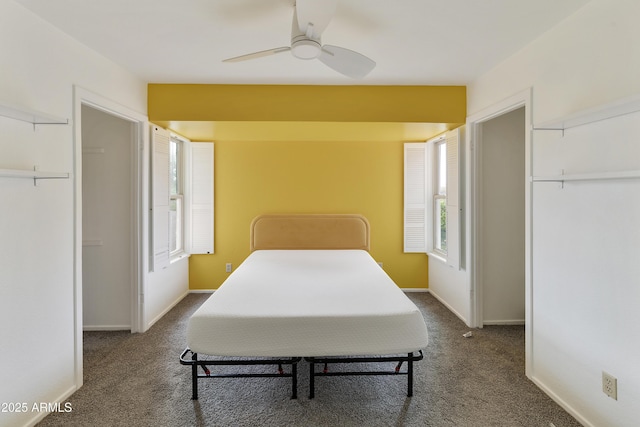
xmin=532 ymin=93 xmax=640 ymax=131
xmin=531 ymin=170 xmax=640 ymax=183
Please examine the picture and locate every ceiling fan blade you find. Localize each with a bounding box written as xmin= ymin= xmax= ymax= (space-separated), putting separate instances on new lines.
xmin=318 ymin=45 xmax=376 ymax=79
xmin=223 ymin=47 xmax=291 ymax=63
xmin=295 ymin=0 xmax=337 ymax=38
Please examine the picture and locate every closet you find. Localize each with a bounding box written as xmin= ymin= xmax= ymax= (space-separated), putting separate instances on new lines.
xmin=530 ymin=95 xmax=640 ymax=416
xmin=0 ymin=101 xmax=69 ymax=182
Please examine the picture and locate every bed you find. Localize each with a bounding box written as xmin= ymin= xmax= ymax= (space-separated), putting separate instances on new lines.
xmin=180 ymin=214 xmax=429 ymax=399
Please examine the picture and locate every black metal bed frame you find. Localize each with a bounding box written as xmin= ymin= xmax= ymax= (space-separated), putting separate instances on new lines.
xmin=179 ymin=348 xmax=301 ymax=400
xmin=180 ymin=348 xmax=423 ymax=400
xmin=305 ymin=351 xmax=424 ymax=398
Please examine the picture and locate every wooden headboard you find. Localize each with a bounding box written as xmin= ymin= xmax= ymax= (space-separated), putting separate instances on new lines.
xmin=250 ymin=214 xmax=370 ymax=252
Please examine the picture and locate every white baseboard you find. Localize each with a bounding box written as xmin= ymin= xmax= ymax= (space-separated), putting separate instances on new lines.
xmin=483 ymin=320 xmax=525 ymax=326
xmin=83 ymin=325 xmax=131 ymax=331
xmin=190 ymin=289 xmax=428 ymax=294
xmin=428 ymin=288 xmax=469 ymax=325
xmin=530 ymin=375 xmax=594 ymax=427
xmin=25 ymin=384 xmax=76 ymax=427
xmin=146 ymin=289 xmax=190 ymax=330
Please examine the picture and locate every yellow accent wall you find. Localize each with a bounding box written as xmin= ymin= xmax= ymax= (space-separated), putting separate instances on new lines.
xmin=189 ymin=133 xmax=427 ymax=290
xmin=148 ymin=84 xmax=467 ymax=290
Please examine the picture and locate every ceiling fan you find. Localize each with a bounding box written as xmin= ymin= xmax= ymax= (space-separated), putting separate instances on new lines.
xmin=222 ymin=0 xmax=376 ymax=79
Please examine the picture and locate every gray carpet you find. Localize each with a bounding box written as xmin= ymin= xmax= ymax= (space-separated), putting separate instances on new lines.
xmin=38 ymin=293 xmax=582 ymax=427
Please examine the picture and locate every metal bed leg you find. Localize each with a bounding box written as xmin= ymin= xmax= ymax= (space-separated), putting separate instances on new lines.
xmin=309 ymin=358 xmax=315 ymax=399
xmin=291 ymin=359 xmax=298 ymax=399
xmin=407 ymin=352 xmax=414 ymax=397
xmin=191 ymin=352 xmax=199 ymax=400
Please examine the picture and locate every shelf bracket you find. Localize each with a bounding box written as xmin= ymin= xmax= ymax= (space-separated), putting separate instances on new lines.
xmin=33 ymin=166 xmax=39 ymax=186
xmin=0 ymin=166 xmax=70 ymax=185
xmin=559 ymin=170 xmax=564 ymax=189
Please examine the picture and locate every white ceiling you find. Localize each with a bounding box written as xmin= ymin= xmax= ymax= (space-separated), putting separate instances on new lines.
xmin=16 ymin=0 xmax=589 ymax=85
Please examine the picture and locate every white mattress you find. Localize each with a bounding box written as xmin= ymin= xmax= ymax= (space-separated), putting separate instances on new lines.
xmin=187 ymin=250 xmax=429 ymax=357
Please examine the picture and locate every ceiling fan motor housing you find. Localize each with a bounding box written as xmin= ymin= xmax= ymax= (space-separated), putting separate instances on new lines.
xmin=290 ymin=4 xmax=321 ymax=60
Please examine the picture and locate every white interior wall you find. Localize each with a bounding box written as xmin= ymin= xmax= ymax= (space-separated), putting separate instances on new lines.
xmin=468 ymin=1 xmax=640 ymax=425
xmin=146 ymin=257 xmax=189 ymax=329
xmin=428 ymin=257 xmax=469 ymax=324
xmin=480 ymin=107 xmax=525 ymax=324
xmin=532 ymin=108 xmax=640 ymax=427
xmin=0 ymin=2 xmax=146 ymax=426
xmin=468 ymin=0 xmax=640 ymax=123
xmin=81 ymin=105 xmax=133 ymax=330
xmin=428 ymin=128 xmax=470 ymax=325
xmin=428 ymin=159 xmax=470 ymax=324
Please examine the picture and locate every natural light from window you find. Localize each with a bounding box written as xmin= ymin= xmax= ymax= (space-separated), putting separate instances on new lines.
xmin=435 ymin=141 xmax=447 ymax=254
xmin=169 ymin=137 xmax=184 ymax=255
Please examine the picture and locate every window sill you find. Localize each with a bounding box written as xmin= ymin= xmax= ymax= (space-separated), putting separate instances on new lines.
xmin=170 ymin=252 xmax=190 ymax=264
xmin=427 ymin=251 xmax=447 ymax=264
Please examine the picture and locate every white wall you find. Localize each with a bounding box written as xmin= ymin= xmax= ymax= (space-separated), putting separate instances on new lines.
xmin=428 ymin=127 xmax=470 ymax=324
xmin=146 ymin=257 xmax=189 ymax=329
xmin=468 ymin=1 xmax=640 ymax=425
xmin=0 ymin=2 xmax=145 ymax=426
xmin=145 ymin=125 xmax=190 ymax=330
xmin=428 ymin=257 xmax=469 ymax=322
xmin=428 ymin=131 xmax=470 ymax=323
xmin=532 ymin=108 xmax=640 ymax=427
xmin=468 ymin=0 xmax=640 ymax=123
xmin=480 ymin=107 xmax=525 ymax=324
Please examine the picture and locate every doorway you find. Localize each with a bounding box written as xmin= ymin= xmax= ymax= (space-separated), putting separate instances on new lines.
xmin=478 ymin=107 xmax=526 ymax=325
xmin=466 ymin=88 xmax=532 ymax=376
xmin=73 ymin=86 xmax=147 ymax=388
xmin=81 ymin=105 xmax=134 ymax=330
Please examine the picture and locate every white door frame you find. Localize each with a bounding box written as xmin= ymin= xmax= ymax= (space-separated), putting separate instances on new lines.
xmin=72 ymin=86 xmax=148 ymax=388
xmin=466 ymin=88 xmax=533 ymax=376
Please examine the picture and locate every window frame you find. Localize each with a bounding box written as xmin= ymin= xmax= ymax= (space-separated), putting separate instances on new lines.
xmin=432 ymin=138 xmax=447 ymax=257
xmin=151 ymin=125 xmax=214 ymax=271
xmin=424 ymin=134 xmax=447 ymax=261
xmin=169 ymin=134 xmax=186 ymax=260
xmin=422 ymin=128 xmax=462 ymax=268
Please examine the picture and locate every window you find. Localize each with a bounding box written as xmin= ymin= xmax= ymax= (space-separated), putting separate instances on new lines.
xmin=169 ymin=136 xmax=184 ymax=255
xmin=434 ymin=140 xmax=447 ymax=255
xmin=404 ymin=127 xmax=461 ymax=268
xmin=151 ymin=125 xmax=214 ymax=272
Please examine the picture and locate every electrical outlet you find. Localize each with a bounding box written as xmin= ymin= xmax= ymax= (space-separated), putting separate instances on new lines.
xmin=225 ymin=263 xmax=232 ymax=273
xmin=602 ymin=371 xmax=617 ymax=400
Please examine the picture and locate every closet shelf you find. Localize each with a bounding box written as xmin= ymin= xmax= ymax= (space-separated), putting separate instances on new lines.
xmin=533 ymin=93 xmax=640 ymax=131
xmin=0 ymin=168 xmax=70 ymax=183
xmin=531 ymin=170 xmax=640 ymax=183
xmin=0 ymin=101 xmax=68 ymax=125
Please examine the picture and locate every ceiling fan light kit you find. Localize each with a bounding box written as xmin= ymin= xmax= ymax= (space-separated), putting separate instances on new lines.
xmin=223 ymin=0 xmax=375 ymax=78
xmin=291 ymin=39 xmax=321 ymax=60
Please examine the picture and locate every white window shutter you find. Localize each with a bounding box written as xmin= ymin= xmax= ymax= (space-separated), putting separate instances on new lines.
xmin=190 ymin=142 xmax=214 ymax=254
xmin=151 ymin=125 xmax=170 ymax=271
xmin=446 ymin=128 xmax=462 ymax=269
xmin=404 ymin=143 xmax=427 ymax=252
